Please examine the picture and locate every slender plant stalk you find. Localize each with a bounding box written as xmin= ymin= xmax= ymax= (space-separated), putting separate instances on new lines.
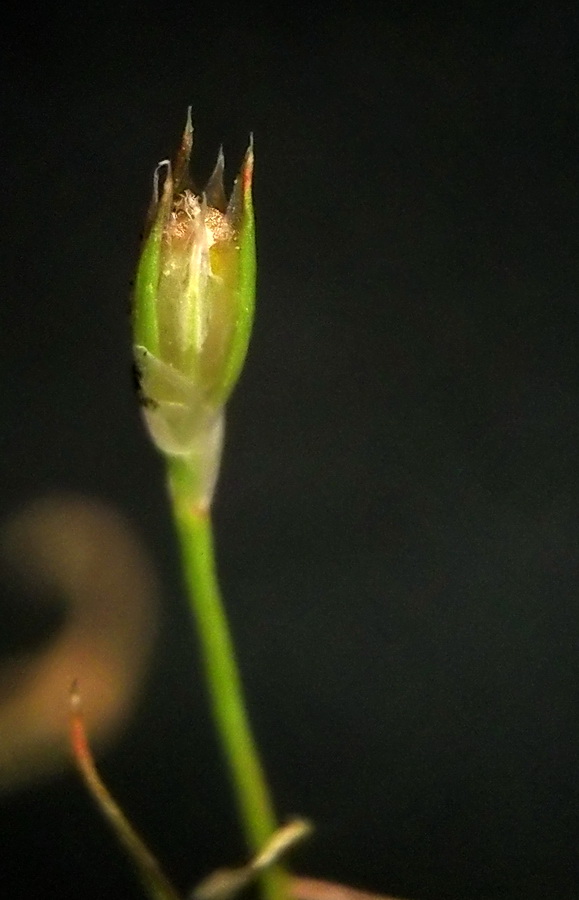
xmin=167 ymin=458 xmax=288 ymax=900
xmin=70 ymin=684 xmax=182 ymax=900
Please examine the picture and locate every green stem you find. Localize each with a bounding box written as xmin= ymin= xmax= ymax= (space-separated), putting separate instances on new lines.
xmin=167 ymin=457 xmax=287 ymax=900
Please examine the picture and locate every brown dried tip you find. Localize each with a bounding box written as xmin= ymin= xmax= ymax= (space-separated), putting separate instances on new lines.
xmin=205 ymin=146 xmax=227 ymax=213
xmin=226 ymin=136 xmax=254 ymax=230
xmin=173 ymin=106 xmax=194 ymax=193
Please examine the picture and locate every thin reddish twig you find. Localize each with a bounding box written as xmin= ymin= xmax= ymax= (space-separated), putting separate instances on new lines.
xmin=291 ymin=876 xmax=407 ymax=900
xmin=70 ymin=680 xmax=182 ymax=900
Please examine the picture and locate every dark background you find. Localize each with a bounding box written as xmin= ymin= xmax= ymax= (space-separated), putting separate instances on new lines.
xmin=1 ymin=4 xmax=579 ymax=898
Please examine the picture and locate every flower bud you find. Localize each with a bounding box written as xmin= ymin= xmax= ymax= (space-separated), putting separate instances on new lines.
xmin=132 ymin=112 xmax=256 ymax=507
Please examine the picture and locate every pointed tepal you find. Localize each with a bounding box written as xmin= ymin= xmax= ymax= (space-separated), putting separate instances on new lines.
xmin=217 ymin=135 xmax=256 ymax=406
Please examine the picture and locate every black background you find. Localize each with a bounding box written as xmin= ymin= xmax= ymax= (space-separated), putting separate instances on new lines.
xmin=1 ymin=4 xmax=579 ymax=898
